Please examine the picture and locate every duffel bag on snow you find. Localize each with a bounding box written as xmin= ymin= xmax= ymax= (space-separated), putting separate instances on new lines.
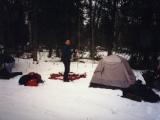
xmin=19 ymin=72 xmax=44 ymax=86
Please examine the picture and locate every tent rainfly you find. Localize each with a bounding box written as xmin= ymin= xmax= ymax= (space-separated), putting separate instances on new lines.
xmin=90 ymin=55 xmax=136 ymax=89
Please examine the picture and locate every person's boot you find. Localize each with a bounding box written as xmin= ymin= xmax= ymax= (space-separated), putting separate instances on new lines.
xmin=63 ymin=77 xmax=69 ymax=82
xmin=63 ymin=79 xmax=69 ymax=82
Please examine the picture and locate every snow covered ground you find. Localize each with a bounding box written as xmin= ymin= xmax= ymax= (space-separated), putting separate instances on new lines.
xmin=0 ymin=57 xmax=160 ymax=120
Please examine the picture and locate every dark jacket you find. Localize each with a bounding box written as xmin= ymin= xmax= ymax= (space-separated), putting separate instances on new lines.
xmin=61 ymin=45 xmax=72 ymax=61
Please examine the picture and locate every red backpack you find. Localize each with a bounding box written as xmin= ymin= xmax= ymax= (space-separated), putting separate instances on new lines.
xmin=26 ymin=79 xmax=38 ymax=86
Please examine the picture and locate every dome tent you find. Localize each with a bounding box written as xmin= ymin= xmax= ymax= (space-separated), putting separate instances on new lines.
xmin=90 ymin=55 xmax=136 ymax=89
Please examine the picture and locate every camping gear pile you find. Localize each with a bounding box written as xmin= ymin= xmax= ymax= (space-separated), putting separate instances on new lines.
xmin=0 ymin=54 xmax=22 ymax=79
xmin=49 ymin=72 xmax=86 ymax=81
xmin=19 ymin=72 xmax=44 ymax=86
xmin=122 ymin=80 xmax=160 ymax=102
xmin=90 ymin=55 xmax=160 ymax=103
xmin=142 ymin=69 xmax=160 ymax=91
xmin=0 ymin=68 xmax=22 ymax=79
xmin=0 ymin=54 xmax=15 ymax=73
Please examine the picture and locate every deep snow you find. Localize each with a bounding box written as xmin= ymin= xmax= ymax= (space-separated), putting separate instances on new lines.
xmin=0 ymin=56 xmax=160 ymax=120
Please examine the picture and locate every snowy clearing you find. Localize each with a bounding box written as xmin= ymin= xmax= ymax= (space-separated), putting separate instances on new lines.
xmin=0 ymin=58 xmax=160 ymax=120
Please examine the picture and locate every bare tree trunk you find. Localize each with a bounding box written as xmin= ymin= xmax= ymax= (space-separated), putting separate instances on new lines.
xmin=78 ymin=14 xmax=81 ymax=51
xmin=89 ymin=0 xmax=95 ymax=59
xmin=48 ymin=47 xmax=52 ymax=58
xmin=32 ymin=1 xmax=38 ymax=63
xmin=107 ymin=0 xmax=117 ymax=56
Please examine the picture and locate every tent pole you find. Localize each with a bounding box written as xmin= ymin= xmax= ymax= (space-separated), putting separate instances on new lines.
xmin=77 ymin=10 xmax=81 ymax=71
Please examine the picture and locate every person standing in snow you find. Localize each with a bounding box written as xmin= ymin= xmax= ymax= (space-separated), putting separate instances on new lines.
xmin=61 ymin=40 xmax=73 ymax=82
